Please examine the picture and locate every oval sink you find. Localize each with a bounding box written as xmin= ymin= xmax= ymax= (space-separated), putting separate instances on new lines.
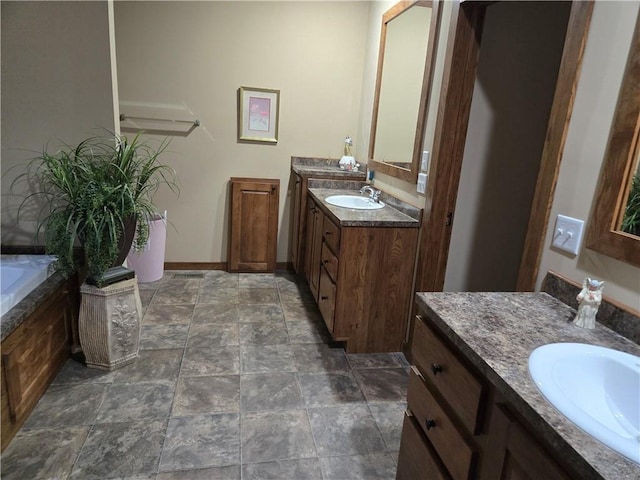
xmin=528 ymin=343 xmax=640 ymax=464
xmin=325 ymin=195 xmax=385 ymax=210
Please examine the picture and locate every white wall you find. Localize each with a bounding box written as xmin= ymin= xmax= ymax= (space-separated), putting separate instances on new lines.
xmin=1 ymin=1 xmax=116 ymax=244
xmin=537 ymin=1 xmax=640 ymax=313
xmin=114 ymin=1 xmax=370 ymax=264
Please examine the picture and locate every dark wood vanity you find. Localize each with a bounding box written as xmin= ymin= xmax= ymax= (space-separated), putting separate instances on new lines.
xmin=302 ymin=184 xmax=420 ymax=353
xmin=397 ymin=292 xmax=640 ymax=480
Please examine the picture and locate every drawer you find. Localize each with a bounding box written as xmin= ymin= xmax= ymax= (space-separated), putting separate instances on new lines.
xmin=318 ymin=266 xmax=336 ymax=333
xmin=412 ymin=315 xmax=484 ymax=434
xmin=407 ymin=366 xmax=475 ymax=480
xmin=396 ymin=410 xmax=449 ymax=480
xmin=322 ymin=215 xmax=340 ymax=253
xmin=321 ymin=242 xmax=339 ymax=282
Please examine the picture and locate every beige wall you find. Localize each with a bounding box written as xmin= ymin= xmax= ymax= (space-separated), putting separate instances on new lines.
xmin=114 ymin=1 xmax=370 ymax=263
xmin=444 ymin=1 xmax=570 ymax=292
xmin=1 ymin=1 xmax=116 ymax=244
xmin=537 ymin=1 xmax=640 ymax=313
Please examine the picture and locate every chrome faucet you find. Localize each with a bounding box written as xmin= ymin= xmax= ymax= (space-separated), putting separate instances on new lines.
xmin=360 ymin=185 xmax=381 ymax=202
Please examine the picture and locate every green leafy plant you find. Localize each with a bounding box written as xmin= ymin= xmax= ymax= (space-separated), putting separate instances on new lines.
xmin=621 ymin=173 xmax=640 ymax=237
xmin=15 ymin=133 xmax=178 ymax=280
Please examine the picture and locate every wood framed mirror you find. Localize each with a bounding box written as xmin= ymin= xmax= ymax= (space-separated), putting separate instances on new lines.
xmin=585 ymin=9 xmax=640 ymax=267
xmin=368 ymin=0 xmax=441 ymax=183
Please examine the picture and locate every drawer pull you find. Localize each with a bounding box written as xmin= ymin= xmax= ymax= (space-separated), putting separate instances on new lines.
xmin=321 ymin=296 xmax=328 ymax=300
xmin=431 ymin=363 xmax=443 ymax=375
xmin=324 ymin=231 xmax=332 ymax=236
xmin=425 ymin=419 xmax=436 ymax=430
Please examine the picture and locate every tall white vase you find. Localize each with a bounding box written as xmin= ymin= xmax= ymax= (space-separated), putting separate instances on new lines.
xmin=79 ymin=277 xmax=143 ymax=370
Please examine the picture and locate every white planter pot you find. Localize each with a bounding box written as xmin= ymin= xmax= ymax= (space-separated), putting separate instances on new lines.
xmin=79 ymin=277 xmax=142 ymax=370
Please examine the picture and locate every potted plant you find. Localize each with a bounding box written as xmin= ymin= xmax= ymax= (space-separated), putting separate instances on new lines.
xmin=621 ymin=172 xmax=640 ymax=237
xmin=15 ymin=132 xmax=178 ymax=369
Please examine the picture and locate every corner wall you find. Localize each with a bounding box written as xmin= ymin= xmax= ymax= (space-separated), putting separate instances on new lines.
xmin=1 ymin=1 xmax=116 ymax=244
xmin=537 ymin=1 xmax=640 ymax=313
xmin=113 ymin=1 xmax=371 ymax=263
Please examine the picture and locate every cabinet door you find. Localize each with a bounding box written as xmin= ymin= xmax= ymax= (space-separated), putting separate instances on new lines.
xmin=397 ymin=411 xmax=450 ymax=480
xmin=290 ymin=174 xmax=302 ymax=272
xmin=484 ymin=405 xmax=571 ymax=480
xmin=307 ymin=205 xmax=323 ymax=301
xmin=229 ymin=178 xmax=279 ymax=272
xmin=318 ymin=265 xmax=336 ymax=333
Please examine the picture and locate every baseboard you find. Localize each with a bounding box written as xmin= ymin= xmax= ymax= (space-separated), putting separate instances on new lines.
xmin=164 ymin=262 xmax=226 ymax=270
xmin=164 ymin=261 xmax=294 ymax=272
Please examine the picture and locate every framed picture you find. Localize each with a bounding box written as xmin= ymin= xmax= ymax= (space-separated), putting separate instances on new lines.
xmin=238 ymin=86 xmax=280 ymax=143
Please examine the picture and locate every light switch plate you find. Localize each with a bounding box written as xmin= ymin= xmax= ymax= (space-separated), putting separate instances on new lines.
xmin=421 ymin=151 xmax=430 ymax=172
xmin=552 ymin=214 xmax=584 ymax=255
xmin=417 ymin=173 xmax=427 ymax=194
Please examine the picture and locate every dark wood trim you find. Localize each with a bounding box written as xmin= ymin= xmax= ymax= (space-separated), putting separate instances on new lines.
xmin=164 ymin=262 xmax=226 ymax=270
xmin=164 ymin=261 xmax=293 ymax=272
xmin=517 ymin=1 xmax=595 ymax=291
xmin=368 ymin=0 xmax=442 ymax=184
xmin=414 ymin=1 xmax=486 ymax=291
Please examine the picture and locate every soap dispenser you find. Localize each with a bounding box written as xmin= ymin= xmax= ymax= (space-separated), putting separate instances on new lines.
xmin=339 ymin=136 xmax=356 ymax=171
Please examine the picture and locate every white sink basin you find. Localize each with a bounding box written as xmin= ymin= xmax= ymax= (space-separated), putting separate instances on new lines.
xmin=325 ymin=195 xmax=385 ymax=210
xmin=528 ymin=343 xmax=640 ymax=464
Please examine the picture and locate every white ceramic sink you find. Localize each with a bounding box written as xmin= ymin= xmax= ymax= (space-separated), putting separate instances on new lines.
xmin=528 ymin=343 xmax=640 ymax=464
xmin=325 ymin=195 xmax=385 ymax=210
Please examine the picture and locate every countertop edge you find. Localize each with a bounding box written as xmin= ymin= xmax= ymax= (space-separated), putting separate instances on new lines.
xmin=308 ymin=188 xmax=420 ymax=228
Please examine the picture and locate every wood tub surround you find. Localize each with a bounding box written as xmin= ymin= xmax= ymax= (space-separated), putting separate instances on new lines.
xmin=397 ymin=292 xmax=640 ymax=480
xmin=1 ymin=273 xmax=79 ymax=451
xmin=304 ymin=183 xmax=421 ymax=353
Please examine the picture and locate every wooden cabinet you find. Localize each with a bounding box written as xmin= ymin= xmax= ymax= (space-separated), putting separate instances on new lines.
xmin=305 ymin=197 xmax=323 ymax=299
xmin=289 ymin=168 xmax=365 ymax=274
xmin=397 ymin=310 xmax=574 ymax=480
xmin=229 ymin=177 xmax=279 ymax=272
xmin=1 ymin=277 xmax=77 ymax=451
xmin=290 ymin=174 xmax=302 ymax=272
xmin=303 ymin=196 xmax=419 ymax=353
xmin=483 ymin=405 xmax=572 ymax=480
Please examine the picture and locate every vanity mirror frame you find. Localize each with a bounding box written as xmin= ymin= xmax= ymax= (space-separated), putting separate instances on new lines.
xmin=585 ymin=10 xmax=640 ymax=267
xmin=368 ymin=0 xmax=442 ymax=183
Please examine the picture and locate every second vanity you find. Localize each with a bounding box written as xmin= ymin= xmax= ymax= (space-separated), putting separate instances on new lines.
xmin=303 ymin=179 xmax=421 ymax=353
xmin=397 ymin=292 xmax=640 ymax=480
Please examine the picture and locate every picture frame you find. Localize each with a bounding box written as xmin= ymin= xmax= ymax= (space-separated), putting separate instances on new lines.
xmin=238 ymin=86 xmax=280 ymax=144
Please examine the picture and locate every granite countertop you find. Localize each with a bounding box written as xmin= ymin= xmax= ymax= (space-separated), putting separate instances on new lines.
xmin=1 ymin=272 xmax=66 ymax=342
xmin=415 ymin=292 xmax=640 ymax=480
xmin=308 ymin=187 xmax=421 ymax=228
xmin=291 ymin=156 xmax=367 ymax=179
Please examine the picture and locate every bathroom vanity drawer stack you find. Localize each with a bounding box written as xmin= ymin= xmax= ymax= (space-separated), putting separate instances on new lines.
xmin=398 ymin=314 xmax=483 ymax=480
xmin=397 ymin=306 xmax=580 ymax=480
xmin=304 ymin=195 xmax=419 ymax=353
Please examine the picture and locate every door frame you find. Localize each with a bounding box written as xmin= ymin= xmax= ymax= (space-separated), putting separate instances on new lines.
xmin=414 ymin=0 xmax=594 ymax=293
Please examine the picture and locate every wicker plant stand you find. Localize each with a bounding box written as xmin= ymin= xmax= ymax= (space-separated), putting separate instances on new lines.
xmin=78 ymin=277 xmax=143 ymax=370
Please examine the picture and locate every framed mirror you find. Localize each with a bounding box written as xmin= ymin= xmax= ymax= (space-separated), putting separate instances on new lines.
xmin=586 ymin=9 xmax=640 ymax=267
xmin=368 ymin=0 xmax=441 ymax=183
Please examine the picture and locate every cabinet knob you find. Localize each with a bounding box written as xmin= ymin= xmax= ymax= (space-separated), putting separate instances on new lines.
xmin=431 ymin=363 xmax=443 ymax=375
xmin=321 ymin=296 xmax=328 ymax=300
xmin=425 ymin=419 xmax=436 ymax=430
xmin=325 ymin=231 xmax=332 ymax=236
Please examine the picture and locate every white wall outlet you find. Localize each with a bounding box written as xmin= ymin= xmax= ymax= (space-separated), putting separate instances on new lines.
xmin=551 ymin=214 xmax=584 ymax=255
xmin=417 ymin=173 xmax=427 ymax=194
xmin=421 ymin=151 xmax=430 ymax=172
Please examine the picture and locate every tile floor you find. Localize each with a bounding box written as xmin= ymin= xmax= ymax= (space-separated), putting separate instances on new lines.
xmin=1 ymin=271 xmax=409 ymax=480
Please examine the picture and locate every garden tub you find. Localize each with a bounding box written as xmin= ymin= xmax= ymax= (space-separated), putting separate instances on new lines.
xmin=0 ymin=255 xmax=57 ymax=317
